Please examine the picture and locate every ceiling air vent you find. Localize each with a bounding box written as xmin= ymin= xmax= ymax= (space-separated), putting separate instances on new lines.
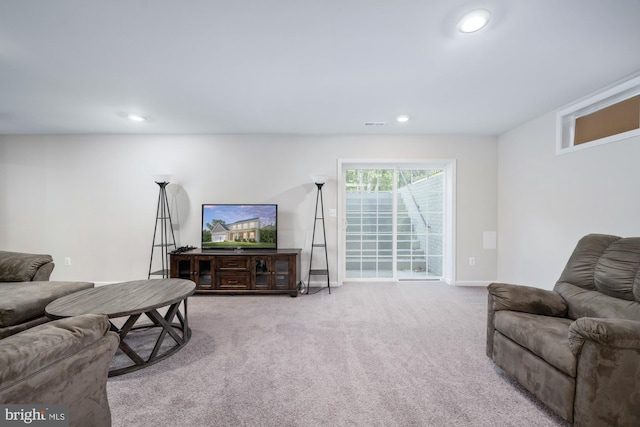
xmin=364 ymin=121 xmax=386 ymax=126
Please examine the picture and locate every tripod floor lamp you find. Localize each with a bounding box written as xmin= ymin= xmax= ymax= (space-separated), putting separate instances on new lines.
xmin=148 ymin=175 xmax=177 ymax=278
xmin=307 ymin=175 xmax=331 ymax=294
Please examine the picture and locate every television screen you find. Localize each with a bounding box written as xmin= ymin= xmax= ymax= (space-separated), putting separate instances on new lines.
xmin=201 ymin=204 xmax=277 ymax=250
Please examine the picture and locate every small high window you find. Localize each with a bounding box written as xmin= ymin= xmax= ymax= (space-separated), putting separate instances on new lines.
xmin=557 ymin=75 xmax=640 ymax=154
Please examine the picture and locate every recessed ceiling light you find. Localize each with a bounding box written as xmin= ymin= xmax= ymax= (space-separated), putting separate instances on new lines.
xmin=127 ymin=113 xmax=147 ymax=122
xmin=458 ymin=10 xmax=491 ymax=33
xmin=396 ymin=115 xmax=410 ymax=123
xmin=118 ymin=112 xmax=151 ymax=122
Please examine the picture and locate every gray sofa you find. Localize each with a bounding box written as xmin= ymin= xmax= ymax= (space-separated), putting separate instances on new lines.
xmin=487 ymin=234 xmax=640 ymax=426
xmin=0 ymin=251 xmax=94 ymax=338
xmin=0 ymin=313 xmax=119 ymax=427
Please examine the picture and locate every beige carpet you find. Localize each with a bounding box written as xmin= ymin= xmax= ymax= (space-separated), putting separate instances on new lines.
xmin=107 ymin=282 xmax=568 ymax=427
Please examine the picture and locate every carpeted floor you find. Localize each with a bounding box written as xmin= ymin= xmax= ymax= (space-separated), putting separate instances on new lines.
xmin=107 ymin=282 xmax=569 ymax=427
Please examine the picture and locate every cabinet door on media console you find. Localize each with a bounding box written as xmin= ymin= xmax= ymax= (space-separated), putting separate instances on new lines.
xmin=252 ymin=254 xmax=296 ymax=291
xmin=171 ymin=255 xmax=192 ymax=281
xmin=273 ymin=254 xmax=296 ymax=291
xmin=169 ymin=254 xmax=216 ymax=291
xmin=253 ymin=256 xmax=272 ymax=290
xmin=194 ymin=256 xmax=216 ymax=290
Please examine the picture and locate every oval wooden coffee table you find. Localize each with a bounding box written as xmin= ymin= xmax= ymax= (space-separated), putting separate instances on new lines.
xmin=46 ymin=278 xmax=196 ymax=376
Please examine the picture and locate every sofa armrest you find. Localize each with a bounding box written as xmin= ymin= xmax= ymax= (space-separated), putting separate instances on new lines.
xmin=488 ymin=282 xmax=567 ymax=316
xmin=32 ymin=262 xmax=54 ymax=281
xmin=486 ymin=282 xmax=567 ymax=358
xmin=569 ymin=317 xmax=640 ymax=426
xmin=569 ymin=317 xmax=640 ymax=356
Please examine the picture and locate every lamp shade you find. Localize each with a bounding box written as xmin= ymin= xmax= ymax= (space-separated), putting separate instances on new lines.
xmin=310 ymin=175 xmax=327 ymax=185
xmin=152 ymin=174 xmax=173 ymax=183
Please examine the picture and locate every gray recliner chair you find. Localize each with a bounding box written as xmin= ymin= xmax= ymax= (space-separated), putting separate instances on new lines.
xmin=487 ymin=234 xmax=640 ymax=426
xmin=0 ymin=313 xmax=120 ymax=427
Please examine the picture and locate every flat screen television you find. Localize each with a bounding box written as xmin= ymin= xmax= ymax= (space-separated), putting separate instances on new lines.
xmin=201 ymin=204 xmax=277 ymax=250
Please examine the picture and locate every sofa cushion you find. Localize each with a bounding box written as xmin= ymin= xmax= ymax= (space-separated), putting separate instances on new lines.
xmin=556 ymin=234 xmax=621 ymax=291
xmin=0 ymin=251 xmax=53 ymax=282
xmin=555 ymin=282 xmax=640 ymax=321
xmin=494 ymin=311 xmax=576 ymax=377
xmin=594 ymin=237 xmax=640 ymax=301
xmin=0 ymin=314 xmax=110 ymax=391
xmin=0 ymin=281 xmax=94 ymax=327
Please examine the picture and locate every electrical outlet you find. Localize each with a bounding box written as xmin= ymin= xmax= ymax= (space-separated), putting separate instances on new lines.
xmin=329 ymin=209 xmax=337 ymax=217
xmin=64 ymin=257 xmax=72 ymax=266
xmin=469 ymin=257 xmax=476 ymax=266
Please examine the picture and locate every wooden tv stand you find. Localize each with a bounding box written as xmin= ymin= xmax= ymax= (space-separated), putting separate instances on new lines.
xmin=169 ymin=248 xmax=301 ymax=297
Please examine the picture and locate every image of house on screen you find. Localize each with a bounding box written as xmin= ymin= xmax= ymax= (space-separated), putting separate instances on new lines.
xmin=210 ymin=217 xmax=261 ymax=243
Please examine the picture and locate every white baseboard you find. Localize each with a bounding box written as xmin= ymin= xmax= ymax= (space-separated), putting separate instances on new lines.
xmin=305 ymin=280 xmax=341 ymax=288
xmin=94 ymin=281 xmax=118 ymax=287
xmin=97 ymin=280 xmax=343 ymax=289
xmin=453 ymin=280 xmax=492 ymax=287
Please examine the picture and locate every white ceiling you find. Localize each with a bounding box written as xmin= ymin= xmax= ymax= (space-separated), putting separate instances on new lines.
xmin=1 ymin=0 xmax=640 ymax=136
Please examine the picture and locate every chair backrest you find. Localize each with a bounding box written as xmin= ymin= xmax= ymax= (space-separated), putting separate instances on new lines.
xmin=0 ymin=251 xmax=54 ymax=282
xmin=557 ymin=234 xmax=640 ymax=300
xmin=555 ymin=234 xmax=640 ymax=320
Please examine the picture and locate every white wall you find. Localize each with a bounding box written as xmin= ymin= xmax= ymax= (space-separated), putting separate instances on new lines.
xmin=497 ymin=112 xmax=640 ymax=289
xmin=0 ymin=134 xmax=497 ymax=285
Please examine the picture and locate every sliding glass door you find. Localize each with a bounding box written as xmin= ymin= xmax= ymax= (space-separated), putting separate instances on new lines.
xmin=341 ymin=163 xmax=448 ymax=281
xmin=395 ymin=168 xmax=444 ymax=279
xmin=344 ymin=168 xmax=395 ymax=278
